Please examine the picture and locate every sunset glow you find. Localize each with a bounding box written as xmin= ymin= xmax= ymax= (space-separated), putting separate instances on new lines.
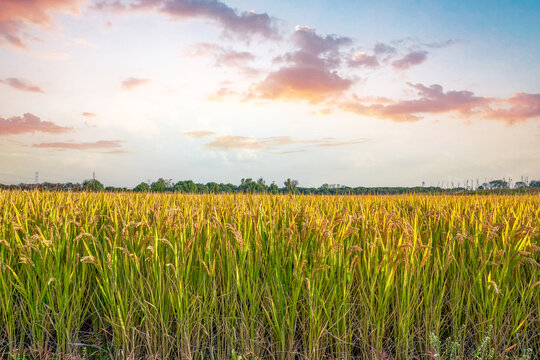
xmin=1 ymin=0 xmax=539 ymax=186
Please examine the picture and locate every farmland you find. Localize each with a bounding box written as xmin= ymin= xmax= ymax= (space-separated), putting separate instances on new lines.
xmin=0 ymin=191 xmax=539 ymax=359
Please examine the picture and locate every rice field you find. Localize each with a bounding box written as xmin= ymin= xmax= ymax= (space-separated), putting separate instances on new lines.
xmin=0 ymin=191 xmax=538 ymax=359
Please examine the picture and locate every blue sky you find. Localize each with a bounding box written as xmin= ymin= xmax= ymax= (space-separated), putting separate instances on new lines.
xmin=0 ymin=0 xmax=539 ymax=187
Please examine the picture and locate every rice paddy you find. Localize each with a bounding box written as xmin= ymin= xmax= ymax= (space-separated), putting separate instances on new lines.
xmin=0 ymin=191 xmax=538 ymax=359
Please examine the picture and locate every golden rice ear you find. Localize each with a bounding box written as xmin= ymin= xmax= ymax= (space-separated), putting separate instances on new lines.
xmin=0 ymin=191 xmax=537 ymax=359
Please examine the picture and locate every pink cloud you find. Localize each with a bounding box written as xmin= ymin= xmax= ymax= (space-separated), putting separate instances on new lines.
xmin=32 ymin=140 xmax=123 ymax=149
xmin=392 ymin=50 xmax=428 ymax=70
xmin=347 ymin=42 xmax=400 ymax=68
xmin=339 ymin=83 xmax=490 ymax=122
xmin=247 ymin=26 xmax=353 ymax=103
xmin=349 ymin=52 xmax=379 ymax=67
xmin=93 ymin=0 xmax=279 ymax=40
xmin=188 ymin=42 xmax=255 ymax=68
xmin=206 ymin=135 xmax=266 ymax=150
xmin=485 ymin=93 xmax=540 ymax=124
xmin=91 ymin=0 xmax=126 ymax=12
xmin=338 ymin=83 xmax=539 ymax=124
xmin=0 ymin=113 xmax=71 ymax=135
xmin=0 ymin=21 xmax=25 ymax=48
xmin=1 ymin=78 xmax=45 ymax=93
xmin=0 ymin=0 xmax=85 ymax=48
xmin=205 ymin=87 xmax=239 ymax=101
xmin=184 ymin=130 xmax=216 ymax=138
xmin=205 ymin=134 xmax=368 ymax=151
xmin=121 ymin=77 xmax=150 ymax=89
xmin=249 ymin=67 xmax=352 ymax=103
xmin=290 ymin=26 xmax=352 ymax=56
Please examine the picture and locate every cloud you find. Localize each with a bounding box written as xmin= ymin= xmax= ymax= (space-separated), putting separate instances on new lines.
xmin=347 ymin=42 xmax=400 ymax=68
xmin=392 ymin=50 xmax=428 ymax=70
xmin=121 ymin=77 xmax=150 ymax=89
xmin=91 ymin=0 xmax=126 ymax=12
xmin=349 ymin=52 xmax=379 ymax=68
xmin=81 ymin=112 xmax=97 ymax=118
xmin=0 ymin=113 xmax=71 ymax=135
xmin=73 ymin=38 xmax=97 ymax=46
xmin=422 ymin=39 xmax=462 ymax=49
xmin=315 ymin=139 xmax=371 ymax=147
xmin=248 ymin=67 xmax=352 ymax=103
xmin=247 ymin=26 xmax=353 ymax=103
xmin=290 ymin=25 xmax=352 ymax=56
xmin=373 ymin=42 xmax=396 ymax=56
xmin=1 ymin=78 xmax=45 ymax=93
xmin=205 ymin=87 xmax=240 ymax=101
xmin=93 ymin=0 xmax=280 ymax=40
xmin=187 ymin=42 xmax=257 ymax=74
xmin=339 ymin=84 xmax=540 ymax=124
xmin=206 ymin=135 xmax=266 ymax=150
xmin=276 ymin=149 xmax=307 ymax=154
xmin=40 ymin=52 xmax=71 ymax=60
xmin=205 ymin=134 xmax=368 ymax=151
xmin=339 ymin=83 xmax=490 ymax=122
xmin=347 ymin=39 xmax=453 ymax=71
xmin=184 ymin=130 xmax=216 ymax=138
xmin=32 ymin=140 xmax=123 ymax=150
xmin=0 ymin=0 xmax=85 ymax=48
xmin=485 ymin=93 xmax=540 ymax=124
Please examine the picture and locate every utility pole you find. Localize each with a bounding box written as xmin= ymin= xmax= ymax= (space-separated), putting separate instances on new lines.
xmin=34 ymin=171 xmax=39 ymax=184
xmin=93 ymin=172 xmax=96 ymax=181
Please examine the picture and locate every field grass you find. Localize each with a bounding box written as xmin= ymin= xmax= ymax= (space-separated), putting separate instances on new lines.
xmin=0 ymin=191 xmax=538 ymax=359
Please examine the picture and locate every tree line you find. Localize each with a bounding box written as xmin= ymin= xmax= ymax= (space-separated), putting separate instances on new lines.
xmin=1 ymin=177 xmax=539 ymax=194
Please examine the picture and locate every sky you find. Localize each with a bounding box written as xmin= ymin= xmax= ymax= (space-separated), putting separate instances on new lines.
xmin=0 ymin=0 xmax=539 ymax=188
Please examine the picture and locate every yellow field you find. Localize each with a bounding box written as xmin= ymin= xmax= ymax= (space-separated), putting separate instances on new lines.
xmin=0 ymin=191 xmax=539 ymax=359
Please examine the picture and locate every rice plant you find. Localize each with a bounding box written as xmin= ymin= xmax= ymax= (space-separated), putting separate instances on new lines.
xmin=0 ymin=191 xmax=538 ymax=359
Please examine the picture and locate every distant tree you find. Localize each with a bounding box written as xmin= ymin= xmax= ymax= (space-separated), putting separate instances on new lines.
xmin=196 ymin=183 xmax=209 ymax=194
xmin=134 ymin=182 xmax=150 ymax=192
xmin=255 ymin=178 xmax=267 ymax=192
xmin=478 ymin=182 xmax=488 ymax=190
xmin=207 ymin=182 xmax=220 ymax=193
xmin=268 ymin=182 xmax=279 ymax=194
xmin=174 ymin=180 xmax=198 ymax=193
xmin=239 ymin=178 xmax=260 ymax=193
xmin=514 ymin=181 xmax=527 ymax=189
xmin=173 ymin=181 xmax=184 ymax=192
xmin=239 ymin=178 xmax=251 ymax=193
xmin=529 ymin=180 xmax=540 ymax=188
xmin=83 ymin=179 xmax=104 ymax=192
xmin=151 ymin=178 xmax=167 ymax=192
xmin=284 ymin=178 xmax=299 ymax=194
xmin=318 ymin=183 xmax=330 ymax=194
xmin=187 ymin=181 xmax=198 ymax=193
xmin=219 ymin=183 xmax=235 ymax=193
xmin=488 ymin=179 xmax=508 ymax=189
